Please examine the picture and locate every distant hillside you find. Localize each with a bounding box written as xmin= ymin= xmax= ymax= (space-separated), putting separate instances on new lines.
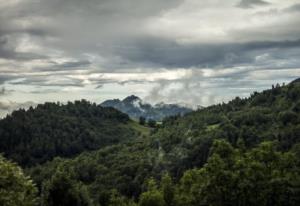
xmin=100 ymin=95 xmax=193 ymax=120
xmin=0 ymin=100 xmax=148 ymax=166
xmin=27 ymin=78 xmax=300 ymax=206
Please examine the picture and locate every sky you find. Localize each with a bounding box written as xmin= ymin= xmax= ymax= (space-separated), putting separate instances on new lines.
xmin=1 ymin=0 xmax=300 ymax=116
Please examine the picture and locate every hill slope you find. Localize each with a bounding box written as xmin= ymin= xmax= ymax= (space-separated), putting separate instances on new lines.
xmin=0 ymin=100 xmax=148 ymax=166
xmin=26 ymin=79 xmax=300 ymax=205
xmin=100 ymin=95 xmax=193 ymax=121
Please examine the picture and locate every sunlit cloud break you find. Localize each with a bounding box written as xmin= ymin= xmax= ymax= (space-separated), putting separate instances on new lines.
xmin=0 ymin=0 xmax=300 ymax=116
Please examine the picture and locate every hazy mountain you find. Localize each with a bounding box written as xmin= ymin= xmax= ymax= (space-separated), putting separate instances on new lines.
xmin=100 ymin=95 xmax=193 ymax=120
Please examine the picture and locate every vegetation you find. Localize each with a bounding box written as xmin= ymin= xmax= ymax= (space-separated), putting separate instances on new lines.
xmin=147 ymin=119 xmax=156 ymax=128
xmin=139 ymin=116 xmax=146 ymax=125
xmin=0 ymin=155 xmax=38 ymax=206
xmin=0 ymin=100 xmax=139 ymax=166
xmin=1 ymin=79 xmax=300 ymax=205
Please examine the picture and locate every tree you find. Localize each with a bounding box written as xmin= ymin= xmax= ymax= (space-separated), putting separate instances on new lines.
xmin=148 ymin=119 xmax=156 ymax=128
xmin=108 ymin=190 xmax=137 ymax=206
xmin=160 ymin=174 xmax=174 ymax=206
xmin=0 ymin=155 xmax=38 ymax=206
xmin=139 ymin=116 xmax=146 ymax=125
xmin=175 ymin=140 xmax=300 ymax=206
xmin=139 ymin=178 xmax=165 ymax=206
xmin=279 ymin=111 xmax=298 ymax=125
xmin=42 ymin=167 xmax=91 ymax=206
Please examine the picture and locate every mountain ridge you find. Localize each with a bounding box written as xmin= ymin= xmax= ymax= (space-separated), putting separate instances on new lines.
xmin=100 ymin=95 xmax=194 ymax=120
xmin=26 ymin=78 xmax=300 ymax=206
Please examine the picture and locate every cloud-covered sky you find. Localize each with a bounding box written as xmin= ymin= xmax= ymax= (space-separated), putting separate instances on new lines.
xmin=1 ymin=0 xmax=300 ymax=116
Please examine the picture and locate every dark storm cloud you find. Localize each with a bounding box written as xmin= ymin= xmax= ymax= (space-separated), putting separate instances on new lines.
xmin=0 ymin=0 xmax=300 ymax=108
xmin=59 ymin=60 xmax=91 ymax=68
xmin=237 ymin=0 xmax=270 ymax=8
xmin=1 ymin=0 xmax=299 ymax=72
xmin=35 ymin=60 xmax=91 ymax=72
xmin=113 ymin=37 xmax=300 ymax=69
xmin=0 ymin=35 xmax=47 ymax=60
xmin=0 ymin=74 xmax=18 ymax=85
xmin=21 ymin=0 xmax=182 ymax=18
xmin=0 ymin=0 xmax=184 ymax=69
xmin=0 ymin=0 xmax=182 ymax=39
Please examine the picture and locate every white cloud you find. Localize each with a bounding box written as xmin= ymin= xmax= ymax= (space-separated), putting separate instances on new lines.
xmin=0 ymin=0 xmax=299 ymax=114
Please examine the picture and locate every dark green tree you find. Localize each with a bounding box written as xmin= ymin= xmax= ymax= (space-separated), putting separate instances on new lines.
xmin=160 ymin=173 xmax=174 ymax=206
xmin=148 ymin=119 xmax=156 ymax=128
xmin=0 ymin=155 xmax=38 ymax=206
xmin=139 ymin=178 xmax=165 ymax=206
xmin=108 ymin=190 xmax=137 ymax=206
xmin=139 ymin=116 xmax=146 ymax=125
xmin=42 ymin=167 xmax=91 ymax=206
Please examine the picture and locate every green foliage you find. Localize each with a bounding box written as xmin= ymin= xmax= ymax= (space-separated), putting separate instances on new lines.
xmin=175 ymin=140 xmax=300 ymax=206
xmin=139 ymin=116 xmax=146 ymax=125
xmin=0 ymin=155 xmax=38 ymax=206
xmin=148 ymin=119 xmax=156 ymax=128
xmin=279 ymin=110 xmax=299 ymax=125
xmin=160 ymin=174 xmax=174 ymax=206
xmin=2 ymin=79 xmax=300 ymax=205
xmin=139 ymin=191 xmax=165 ymax=206
xmin=42 ymin=167 xmax=91 ymax=206
xmin=108 ymin=190 xmax=137 ymax=206
xmin=0 ymin=100 xmax=138 ymax=166
xmin=139 ymin=179 xmax=165 ymax=206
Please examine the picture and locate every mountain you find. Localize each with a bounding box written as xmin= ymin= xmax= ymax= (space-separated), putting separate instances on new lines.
xmin=0 ymin=99 xmax=149 ymax=166
xmin=24 ymin=78 xmax=300 ymax=206
xmin=1 ymin=79 xmax=300 ymax=206
xmin=100 ymin=95 xmax=193 ymax=120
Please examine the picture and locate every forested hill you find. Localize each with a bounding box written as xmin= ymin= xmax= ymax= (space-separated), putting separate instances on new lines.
xmin=155 ymin=79 xmax=300 ymax=155
xmin=21 ymin=78 xmax=300 ymax=206
xmin=0 ymin=100 xmax=147 ymax=166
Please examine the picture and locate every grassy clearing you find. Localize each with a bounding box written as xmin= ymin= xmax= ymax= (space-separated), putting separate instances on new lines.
xmin=129 ymin=120 xmax=151 ymax=136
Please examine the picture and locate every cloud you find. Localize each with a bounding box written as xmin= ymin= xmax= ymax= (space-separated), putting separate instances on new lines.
xmin=1 ymin=0 xmax=299 ymax=72
xmin=0 ymin=101 xmax=36 ymax=118
xmin=237 ymin=0 xmax=270 ymax=9
xmin=285 ymin=3 xmax=300 ymax=12
xmin=144 ymin=67 xmax=299 ymax=106
xmin=0 ymin=0 xmax=299 ymax=108
xmin=112 ymin=37 xmax=300 ymax=69
xmin=35 ymin=60 xmax=91 ymax=72
xmin=9 ymin=75 xmax=85 ymax=87
xmin=0 ymin=87 xmax=5 ymax=95
xmin=0 ymin=75 xmax=16 ymax=85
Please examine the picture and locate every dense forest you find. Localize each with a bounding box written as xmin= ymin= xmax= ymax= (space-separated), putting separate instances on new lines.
xmin=0 ymin=78 xmax=300 ymax=206
xmin=0 ymin=100 xmax=140 ymax=166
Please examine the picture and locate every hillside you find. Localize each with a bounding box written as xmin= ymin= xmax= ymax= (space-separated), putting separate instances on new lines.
xmin=23 ymin=79 xmax=300 ymax=206
xmin=0 ymin=99 xmax=149 ymax=166
xmin=100 ymin=95 xmax=193 ymax=121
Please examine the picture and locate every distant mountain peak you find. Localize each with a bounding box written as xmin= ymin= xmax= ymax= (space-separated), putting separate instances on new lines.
xmin=122 ymin=95 xmax=141 ymax=103
xmin=100 ymin=95 xmax=193 ymax=120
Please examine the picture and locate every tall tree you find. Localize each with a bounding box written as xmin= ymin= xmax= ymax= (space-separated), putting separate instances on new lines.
xmin=42 ymin=167 xmax=91 ymax=206
xmin=0 ymin=155 xmax=38 ymax=206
